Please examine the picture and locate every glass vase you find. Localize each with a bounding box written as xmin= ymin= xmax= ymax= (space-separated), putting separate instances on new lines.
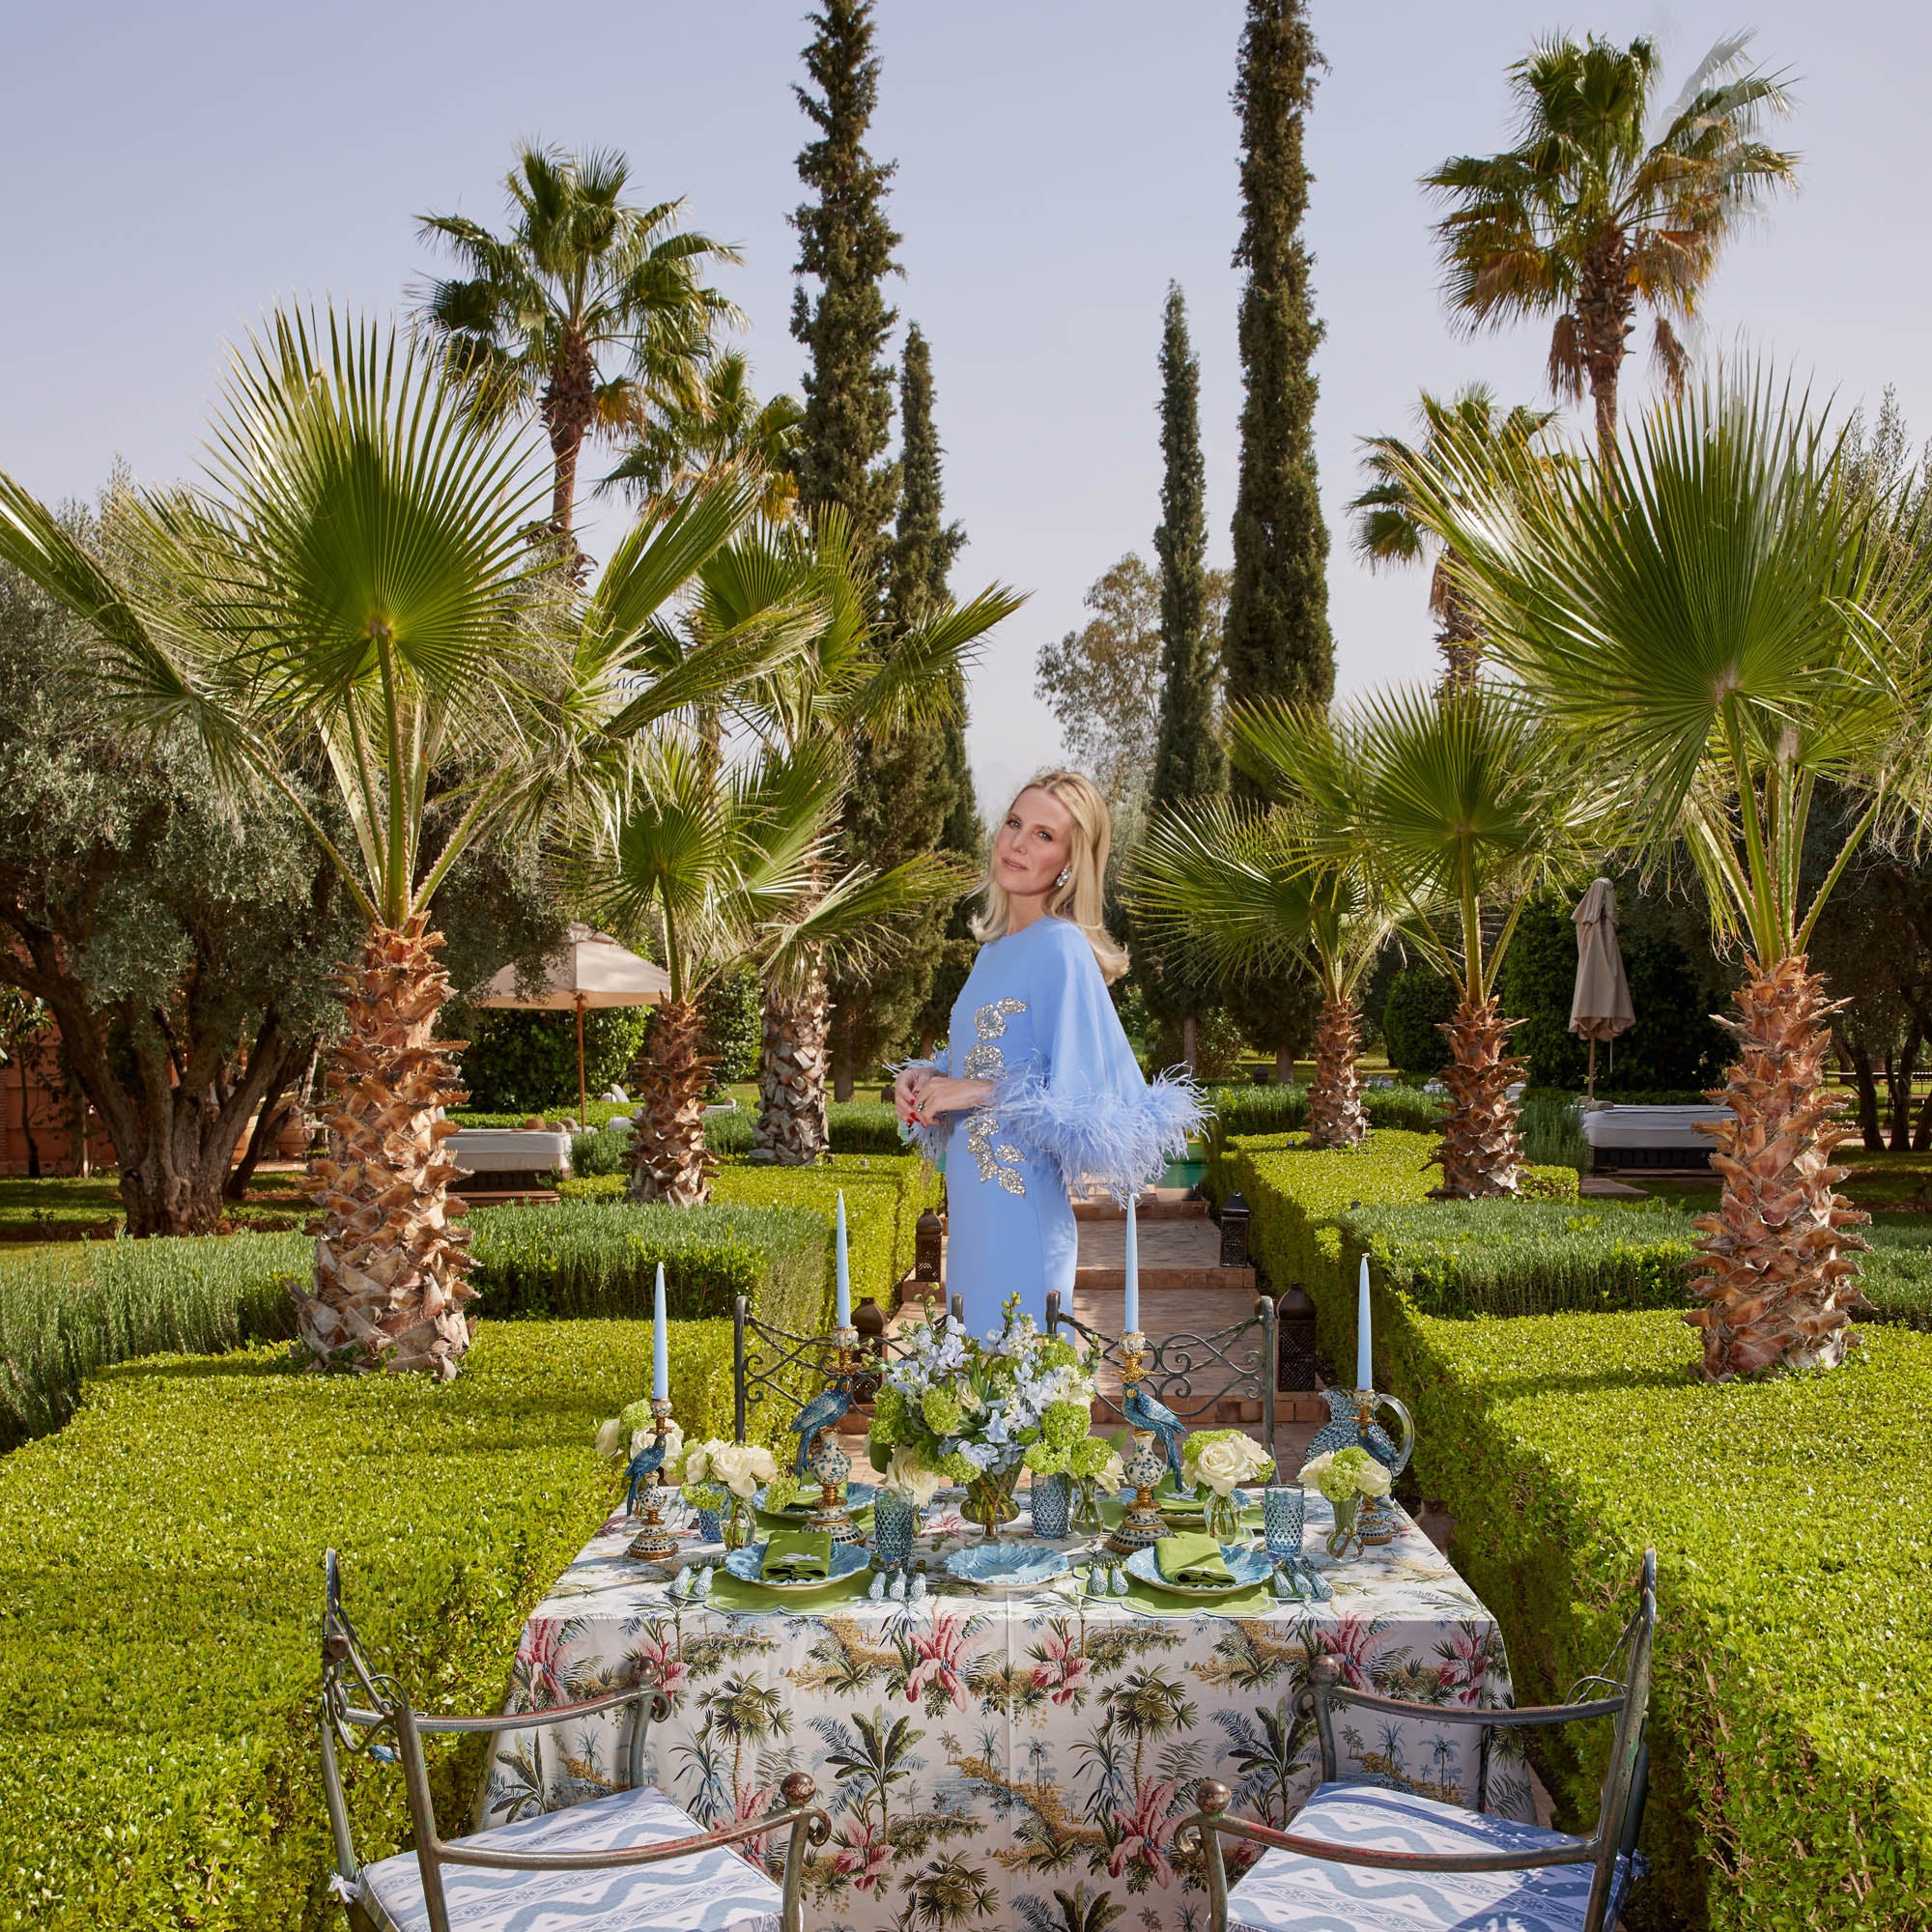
xmin=1069 ymin=1473 xmax=1108 ymax=1534
xmin=1203 ymin=1488 xmax=1245 ymax=1544
xmin=963 ymin=1467 xmax=1022 ymax=1540
xmin=722 ymin=1494 xmax=758 ymax=1552
xmin=1324 ymin=1492 xmax=1363 ymax=1561
xmin=1264 ymin=1484 xmax=1305 ymax=1559
xmin=872 ymin=1488 xmax=917 ymax=1567
xmin=1030 ymin=1472 xmax=1072 ymax=1540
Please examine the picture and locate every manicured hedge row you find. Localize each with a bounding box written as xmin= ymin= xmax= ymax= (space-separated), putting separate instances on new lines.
xmin=1339 ymin=1198 xmax=1694 ymax=1323
xmin=1202 ymin=1084 xmax=1446 ymax=1203
xmin=467 ymin=1200 xmax=828 ymax=1338
xmin=0 ymin=1320 xmax=732 ymax=1932
xmin=1231 ymin=1129 xmax=1579 ymax=1369
xmin=1385 ymin=1306 xmax=1932 ymax=1931
xmin=0 ymin=1232 xmax=305 ymax=1452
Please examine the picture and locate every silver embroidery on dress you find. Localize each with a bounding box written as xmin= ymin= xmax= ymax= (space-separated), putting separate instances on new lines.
xmin=962 ymin=998 xmax=1028 ymax=1191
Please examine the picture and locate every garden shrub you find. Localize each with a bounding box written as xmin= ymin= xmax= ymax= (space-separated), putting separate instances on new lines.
xmin=0 ymin=1231 xmax=305 ymax=1451
xmin=0 ymin=1320 xmax=734 ymax=1932
xmin=1860 ymin=1224 xmax=1932 ymax=1330
xmin=455 ymin=1007 xmax=654 ymax=1115
xmin=828 ymin=1099 xmax=909 ymax=1154
xmin=450 ymin=1099 xmax=634 ymax=1129
xmin=1201 ymin=1085 xmax=1445 ymax=1203
xmin=468 ymin=1201 xmax=830 ymax=1339
xmin=1384 ymin=1306 xmax=1932 ymax=1931
xmin=1380 ymin=965 xmax=1456 ymax=1075
xmin=1516 ymin=1091 xmax=1590 ymax=1173
xmin=1232 ymin=1129 xmax=1577 ymax=1367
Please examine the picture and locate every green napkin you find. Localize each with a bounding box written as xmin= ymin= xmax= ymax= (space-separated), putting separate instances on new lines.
xmin=1155 ymin=1531 xmax=1233 ymax=1586
xmin=761 ymin=1530 xmax=833 ymax=1580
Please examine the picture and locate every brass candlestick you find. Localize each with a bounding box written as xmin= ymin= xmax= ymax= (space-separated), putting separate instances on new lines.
xmin=805 ymin=1329 xmax=866 ymax=1546
xmin=625 ymin=1398 xmax=680 ymax=1562
xmin=1108 ymin=1335 xmax=1167 ymax=1556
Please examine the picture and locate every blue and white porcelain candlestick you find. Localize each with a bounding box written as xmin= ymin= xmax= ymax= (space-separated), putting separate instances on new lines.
xmin=806 ymin=1327 xmax=867 ymax=1546
xmin=1108 ymin=1335 xmax=1169 ymax=1555
xmin=626 ymin=1397 xmax=681 ymax=1562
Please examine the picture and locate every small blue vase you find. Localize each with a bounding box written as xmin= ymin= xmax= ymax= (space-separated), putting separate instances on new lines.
xmin=872 ymin=1489 xmax=917 ymax=1568
xmin=695 ymin=1507 xmax=723 ymax=1544
xmin=1031 ymin=1472 xmax=1072 ymax=1540
xmin=1264 ymin=1485 xmax=1305 ymax=1558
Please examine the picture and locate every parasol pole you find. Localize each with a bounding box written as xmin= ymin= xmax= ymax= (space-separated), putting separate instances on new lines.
xmin=1586 ymin=1034 xmax=1597 ymax=1103
xmin=572 ymin=989 xmax=587 ymax=1128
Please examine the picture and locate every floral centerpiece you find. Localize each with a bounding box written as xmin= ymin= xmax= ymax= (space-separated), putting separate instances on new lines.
xmin=594 ymin=1401 xmax=685 ymax=1473
xmin=869 ymin=1297 xmax=1108 ymax=1537
xmin=1299 ymin=1445 xmax=1392 ymax=1557
xmin=1179 ymin=1429 xmax=1276 ymax=1541
xmin=679 ymin=1439 xmax=778 ymax=1548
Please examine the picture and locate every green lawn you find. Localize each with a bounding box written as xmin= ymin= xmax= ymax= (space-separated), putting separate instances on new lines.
xmin=0 ymin=1169 xmax=310 ymax=1243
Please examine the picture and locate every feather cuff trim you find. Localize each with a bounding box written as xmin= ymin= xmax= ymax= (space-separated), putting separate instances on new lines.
xmin=889 ymin=1056 xmax=951 ymax=1164
xmin=987 ymin=1060 xmax=1205 ymax=1202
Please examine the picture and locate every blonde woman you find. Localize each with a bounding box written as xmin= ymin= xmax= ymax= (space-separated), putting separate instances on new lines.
xmin=895 ymin=770 xmax=1203 ymax=1332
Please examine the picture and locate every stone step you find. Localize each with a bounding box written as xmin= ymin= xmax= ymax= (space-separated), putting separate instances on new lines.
xmin=1073 ymin=1264 xmax=1257 ymax=1293
xmin=1072 ymin=1190 xmax=1208 ymax=1222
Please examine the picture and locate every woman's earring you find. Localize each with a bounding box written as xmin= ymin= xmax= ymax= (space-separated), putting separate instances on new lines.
xmin=1055 ymin=867 xmax=1071 ymax=889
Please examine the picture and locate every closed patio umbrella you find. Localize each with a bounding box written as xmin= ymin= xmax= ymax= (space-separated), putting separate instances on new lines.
xmin=476 ymin=924 xmax=669 ymax=1125
xmin=1570 ymin=878 xmax=1634 ymax=1102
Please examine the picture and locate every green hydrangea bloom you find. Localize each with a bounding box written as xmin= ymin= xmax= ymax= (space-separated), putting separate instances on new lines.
xmin=940 ymin=1450 xmax=975 ymax=1485
xmin=1040 ymin=1400 xmax=1090 ymax=1448
xmin=1069 ymin=1435 xmax=1114 ymax=1479
xmin=922 ymin=1388 xmax=964 ymax=1436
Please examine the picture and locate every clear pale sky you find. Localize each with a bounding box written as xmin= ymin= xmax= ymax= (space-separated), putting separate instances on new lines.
xmin=5 ymin=2 xmax=1927 ymax=819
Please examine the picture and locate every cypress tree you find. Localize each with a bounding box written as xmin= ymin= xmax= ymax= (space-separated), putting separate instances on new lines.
xmin=1138 ymin=285 xmax=1225 ymax=1069
xmin=1220 ymin=0 xmax=1331 ymax=1078
xmin=789 ymin=0 xmax=901 ymax=540
xmin=1224 ymin=0 xmax=1333 ymax=737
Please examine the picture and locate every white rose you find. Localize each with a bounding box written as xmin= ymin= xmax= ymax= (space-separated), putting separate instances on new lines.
xmin=681 ymin=1442 xmax=714 ymax=1487
xmin=1189 ymin=1435 xmax=1251 ymax=1497
xmin=1297 ymin=1452 xmax=1334 ymax=1488
xmin=1095 ymin=1451 xmax=1126 ymax=1493
xmin=662 ymin=1422 xmax=685 ymax=1467
xmin=1358 ymin=1459 xmax=1393 ymax=1498
xmin=886 ymin=1445 xmax=944 ymax=1507
xmin=628 ymin=1428 xmax=651 ymax=1460
xmin=594 ymin=1417 xmax=623 ymax=1460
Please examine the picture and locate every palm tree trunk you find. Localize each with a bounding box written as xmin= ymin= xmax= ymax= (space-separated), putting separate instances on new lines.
xmin=1577 ymin=234 xmax=1633 ymax=452
xmin=628 ymin=999 xmax=716 ymax=1205
xmin=1306 ymin=997 xmax=1367 ymax=1150
xmin=296 ymin=917 xmax=475 ymax=1379
xmin=1688 ymin=954 xmax=1869 ymax=1378
xmin=1431 ymin=996 xmax=1524 ymax=1198
xmin=541 ymin=332 xmax=597 ymax=541
xmin=1435 ymin=575 xmax=1482 ymax=693
xmin=754 ymin=971 xmax=831 ymax=1165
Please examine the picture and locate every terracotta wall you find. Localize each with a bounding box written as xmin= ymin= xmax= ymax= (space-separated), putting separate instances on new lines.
xmin=0 ymin=1037 xmax=114 ymax=1177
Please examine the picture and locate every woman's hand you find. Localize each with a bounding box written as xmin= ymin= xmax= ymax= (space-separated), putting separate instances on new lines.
xmin=906 ymin=1075 xmax=994 ymax=1125
xmin=894 ymin=1066 xmax=932 ymax=1126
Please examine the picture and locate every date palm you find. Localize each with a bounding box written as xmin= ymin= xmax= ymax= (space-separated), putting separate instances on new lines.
xmin=417 ymin=142 xmax=741 ymax=545
xmin=602 ymin=352 xmax=806 ymax=522
xmin=1392 ymin=368 xmax=1932 ymax=1375
xmin=1349 ymin=385 xmax=1556 ymax=689
xmin=1130 ymin=799 xmax=1392 ymax=1148
xmin=701 ymin=509 xmax=1023 ymax=1162
xmin=565 ymin=732 xmax=966 ymax=1203
xmin=0 ymin=311 xmax=770 ymax=1378
xmin=1234 ymin=688 xmax=1597 ymax=1196
xmin=1427 ymin=32 xmax=1797 ymax=449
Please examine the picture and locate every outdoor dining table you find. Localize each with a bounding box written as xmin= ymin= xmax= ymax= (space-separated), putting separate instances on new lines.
xmin=477 ymin=1489 xmax=1532 ymax=1932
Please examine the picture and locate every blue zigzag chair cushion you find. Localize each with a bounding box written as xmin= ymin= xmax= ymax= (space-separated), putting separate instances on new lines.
xmin=357 ymin=1783 xmax=784 ymax=1932
xmin=1225 ymin=1781 xmax=1632 ymax=1932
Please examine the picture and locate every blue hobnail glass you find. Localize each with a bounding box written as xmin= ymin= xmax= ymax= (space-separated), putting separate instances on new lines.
xmin=695 ymin=1507 xmax=724 ymax=1544
xmin=1264 ymin=1484 xmax=1306 ymax=1558
xmin=872 ymin=1488 xmax=917 ymax=1568
xmin=1031 ymin=1472 xmax=1072 ymax=1540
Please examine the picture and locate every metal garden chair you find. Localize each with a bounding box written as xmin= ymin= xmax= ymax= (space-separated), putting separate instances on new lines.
xmin=1044 ymin=1288 xmax=1277 ymax=1451
xmin=731 ymin=1290 xmax=962 ymax=1444
xmin=318 ymin=1550 xmax=829 ymax=1932
xmin=1180 ymin=1549 xmax=1657 ymax=1932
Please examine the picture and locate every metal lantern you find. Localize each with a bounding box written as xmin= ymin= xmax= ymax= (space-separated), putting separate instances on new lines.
xmin=914 ymin=1207 xmax=943 ymax=1284
xmin=1218 ymin=1192 xmax=1251 ymax=1268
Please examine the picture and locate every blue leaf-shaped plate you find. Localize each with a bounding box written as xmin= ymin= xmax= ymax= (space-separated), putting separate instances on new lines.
xmin=754 ymin=1481 xmax=878 ymax=1522
xmin=1124 ymin=1543 xmax=1274 ymax=1600
xmin=943 ymin=1544 xmax=1071 ymax=1593
xmin=725 ymin=1541 xmax=871 ymax=1595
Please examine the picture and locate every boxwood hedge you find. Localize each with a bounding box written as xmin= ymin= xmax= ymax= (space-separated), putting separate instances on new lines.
xmin=1386 ymin=1305 xmax=1932 ymax=1931
xmin=0 ymin=1320 xmax=734 ymax=1932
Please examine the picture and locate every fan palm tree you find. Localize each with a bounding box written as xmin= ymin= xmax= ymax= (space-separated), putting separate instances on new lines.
xmin=0 ymin=311 xmax=774 ymax=1378
xmin=563 ymin=732 xmax=962 ymax=1203
xmin=416 ymin=142 xmax=741 ymax=545
xmin=1129 ymin=800 xmax=1392 ymax=1148
xmin=1349 ymin=386 xmax=1556 ymax=689
xmin=1234 ymin=688 xmax=1597 ymax=1196
xmin=697 ymin=510 xmax=1024 ymax=1163
xmin=1426 ymin=32 xmax=1797 ymax=449
xmin=601 ymin=352 xmax=805 ymax=521
xmin=1390 ymin=369 xmax=1932 ymax=1376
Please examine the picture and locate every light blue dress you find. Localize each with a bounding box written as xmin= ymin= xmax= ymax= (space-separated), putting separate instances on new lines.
xmin=907 ymin=916 xmax=1203 ymax=1336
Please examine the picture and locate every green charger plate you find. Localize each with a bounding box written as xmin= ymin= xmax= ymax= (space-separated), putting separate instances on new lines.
xmin=700 ymin=1568 xmax=876 ymax=1613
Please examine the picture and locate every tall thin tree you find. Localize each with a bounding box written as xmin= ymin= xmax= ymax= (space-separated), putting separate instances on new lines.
xmin=1223 ymin=0 xmax=1334 ymax=734
xmin=1140 ymin=284 xmax=1224 ymax=1070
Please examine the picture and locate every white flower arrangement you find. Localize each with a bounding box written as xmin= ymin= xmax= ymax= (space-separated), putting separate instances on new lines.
xmin=593 ymin=1400 xmax=684 ymax=1475
xmin=679 ymin=1438 xmax=777 ymax=1508
xmin=1298 ymin=1445 xmax=1393 ymax=1503
xmin=1180 ymin=1429 xmax=1276 ymax=1497
xmin=881 ymin=1444 xmax=947 ymax=1507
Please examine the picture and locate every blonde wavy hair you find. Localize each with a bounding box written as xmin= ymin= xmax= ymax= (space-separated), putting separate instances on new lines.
xmin=972 ymin=769 xmax=1130 ymax=983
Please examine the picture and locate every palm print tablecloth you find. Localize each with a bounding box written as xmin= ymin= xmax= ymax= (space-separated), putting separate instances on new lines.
xmin=480 ymin=1492 xmax=1529 ymax=1932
